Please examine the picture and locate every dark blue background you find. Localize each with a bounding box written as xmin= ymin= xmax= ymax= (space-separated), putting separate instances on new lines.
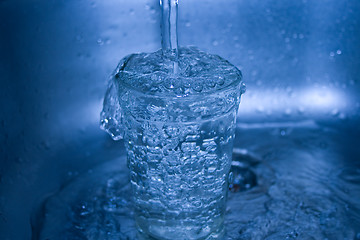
xmin=1 ymin=0 xmax=360 ymax=239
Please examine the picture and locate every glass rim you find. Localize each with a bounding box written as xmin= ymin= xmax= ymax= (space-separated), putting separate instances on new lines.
xmin=113 ymin=73 xmax=245 ymax=99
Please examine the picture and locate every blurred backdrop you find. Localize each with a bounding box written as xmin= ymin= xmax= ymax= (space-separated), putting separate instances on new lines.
xmin=1 ymin=0 xmax=360 ymax=239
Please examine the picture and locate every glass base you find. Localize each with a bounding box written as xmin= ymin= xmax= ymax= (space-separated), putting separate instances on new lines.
xmin=136 ymin=224 xmax=225 ymax=240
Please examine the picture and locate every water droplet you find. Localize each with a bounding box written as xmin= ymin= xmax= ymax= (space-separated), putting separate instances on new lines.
xmin=336 ymin=49 xmax=342 ymax=55
xmin=150 ymin=9 xmax=156 ymax=15
xmin=212 ymin=40 xmax=219 ymax=46
xmin=228 ymin=172 xmax=234 ymax=183
xmin=284 ymin=108 xmax=292 ymax=115
xmin=338 ymin=113 xmax=346 ymax=120
xmin=331 ymin=109 xmax=339 ymax=116
xmin=97 ymin=38 xmax=104 ymax=46
xmin=75 ymin=34 xmax=84 ymax=43
xmin=280 ymin=129 xmax=287 ymax=136
xmin=329 ymin=52 xmax=335 ymax=57
xmin=256 ymin=106 xmax=264 ymax=113
xmin=185 ymin=21 xmax=191 ymax=27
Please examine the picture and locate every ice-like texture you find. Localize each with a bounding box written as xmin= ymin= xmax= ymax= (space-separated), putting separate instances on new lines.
xmin=100 ymin=47 xmax=244 ymax=239
xmin=127 ymin=112 xmax=236 ymax=239
xmin=113 ymin=47 xmax=243 ymax=95
xmin=101 ymin=47 xmax=245 ymax=141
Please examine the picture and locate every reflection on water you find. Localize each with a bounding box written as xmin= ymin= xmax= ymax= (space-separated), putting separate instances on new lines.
xmin=31 ymin=122 xmax=360 ymax=239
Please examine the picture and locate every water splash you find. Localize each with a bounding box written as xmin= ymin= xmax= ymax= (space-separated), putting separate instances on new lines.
xmin=31 ymin=128 xmax=360 ymax=239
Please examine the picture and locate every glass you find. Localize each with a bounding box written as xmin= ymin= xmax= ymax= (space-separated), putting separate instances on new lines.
xmin=101 ymin=49 xmax=245 ymax=240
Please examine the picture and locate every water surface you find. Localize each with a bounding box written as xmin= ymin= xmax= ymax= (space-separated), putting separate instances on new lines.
xmin=31 ymin=121 xmax=360 ymax=239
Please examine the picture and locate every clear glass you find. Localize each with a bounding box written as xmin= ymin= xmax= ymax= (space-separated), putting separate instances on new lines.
xmin=110 ymin=79 xmax=243 ymax=240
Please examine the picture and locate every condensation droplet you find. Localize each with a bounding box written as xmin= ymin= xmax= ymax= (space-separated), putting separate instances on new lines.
xmin=338 ymin=113 xmax=346 ymax=120
xmin=285 ymin=108 xmax=292 ymax=115
xmin=280 ymin=129 xmax=287 ymax=136
xmin=97 ymin=38 xmax=104 ymax=46
xmin=256 ymin=106 xmax=264 ymax=113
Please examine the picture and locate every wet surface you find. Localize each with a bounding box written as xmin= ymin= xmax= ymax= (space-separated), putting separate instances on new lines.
xmin=31 ymin=121 xmax=360 ymax=239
